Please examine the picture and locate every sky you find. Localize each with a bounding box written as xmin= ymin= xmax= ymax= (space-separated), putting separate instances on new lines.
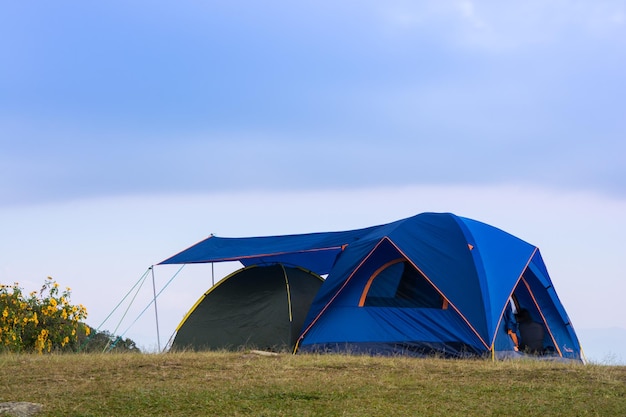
xmin=1 ymin=1 xmax=625 ymax=363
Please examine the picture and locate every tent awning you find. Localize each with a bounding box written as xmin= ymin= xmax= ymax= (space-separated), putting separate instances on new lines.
xmin=158 ymin=226 xmax=380 ymax=275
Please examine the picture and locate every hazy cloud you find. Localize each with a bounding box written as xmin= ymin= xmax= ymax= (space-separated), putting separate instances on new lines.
xmin=1 ymin=0 xmax=624 ymax=205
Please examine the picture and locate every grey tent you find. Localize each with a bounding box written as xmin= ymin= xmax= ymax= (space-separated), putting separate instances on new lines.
xmin=171 ymin=264 xmax=323 ymax=351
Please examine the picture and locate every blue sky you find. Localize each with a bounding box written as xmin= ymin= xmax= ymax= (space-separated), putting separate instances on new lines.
xmin=1 ymin=1 xmax=625 ymax=362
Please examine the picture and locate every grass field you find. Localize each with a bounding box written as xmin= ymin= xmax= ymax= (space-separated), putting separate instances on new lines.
xmin=1 ymin=351 xmax=625 ymax=416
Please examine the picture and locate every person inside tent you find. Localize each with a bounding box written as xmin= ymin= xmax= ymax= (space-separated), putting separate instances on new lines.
xmin=515 ymin=309 xmax=545 ymax=354
xmin=503 ymin=302 xmax=520 ymax=348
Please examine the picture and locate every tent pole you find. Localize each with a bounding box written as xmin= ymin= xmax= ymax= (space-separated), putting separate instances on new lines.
xmin=212 ymin=262 xmax=215 ymax=286
xmin=150 ymin=266 xmax=162 ymax=352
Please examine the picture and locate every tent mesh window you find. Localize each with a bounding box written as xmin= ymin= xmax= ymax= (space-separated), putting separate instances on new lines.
xmin=364 ymin=261 xmax=443 ymax=308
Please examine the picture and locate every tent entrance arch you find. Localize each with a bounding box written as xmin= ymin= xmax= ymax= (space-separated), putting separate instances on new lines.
xmin=360 ymin=259 xmax=445 ymax=309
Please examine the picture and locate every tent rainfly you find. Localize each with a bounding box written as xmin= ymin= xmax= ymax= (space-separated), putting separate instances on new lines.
xmin=160 ymin=212 xmax=584 ymax=361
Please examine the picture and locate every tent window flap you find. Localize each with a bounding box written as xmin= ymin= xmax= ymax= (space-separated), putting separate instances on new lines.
xmin=362 ymin=261 xmax=443 ymax=308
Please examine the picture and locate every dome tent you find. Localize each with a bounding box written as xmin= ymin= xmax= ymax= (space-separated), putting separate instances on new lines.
xmin=161 ymin=212 xmax=584 ymax=362
xmin=171 ymin=264 xmax=323 ymax=351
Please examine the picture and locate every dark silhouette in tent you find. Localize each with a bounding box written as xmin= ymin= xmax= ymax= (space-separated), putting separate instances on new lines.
xmin=171 ymin=264 xmax=323 ymax=351
xmin=161 ymin=212 xmax=584 ymax=362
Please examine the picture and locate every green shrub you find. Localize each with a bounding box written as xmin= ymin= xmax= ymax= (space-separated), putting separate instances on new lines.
xmin=79 ymin=327 xmax=141 ymax=353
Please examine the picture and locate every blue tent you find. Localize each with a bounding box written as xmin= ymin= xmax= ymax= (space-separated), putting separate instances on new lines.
xmin=160 ymin=212 xmax=583 ymax=361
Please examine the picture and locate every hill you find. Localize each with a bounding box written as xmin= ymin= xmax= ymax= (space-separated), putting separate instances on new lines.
xmin=1 ymin=352 xmax=624 ymax=416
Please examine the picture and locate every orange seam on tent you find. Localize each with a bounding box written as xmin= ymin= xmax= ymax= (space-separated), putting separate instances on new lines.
xmin=295 ymin=238 xmax=391 ymax=351
xmin=387 ymin=240 xmax=490 ymax=349
xmin=358 ymin=258 xmax=404 ymax=307
xmin=521 ymin=277 xmax=563 ymax=357
xmin=442 ymin=299 xmax=449 ymax=310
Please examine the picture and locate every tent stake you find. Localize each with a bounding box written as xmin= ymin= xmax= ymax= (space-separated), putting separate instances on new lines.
xmin=150 ymin=266 xmax=161 ymax=352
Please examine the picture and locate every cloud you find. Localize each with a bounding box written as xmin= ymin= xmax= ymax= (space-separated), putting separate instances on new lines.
xmin=1 ymin=0 xmax=624 ymax=206
xmin=2 ymin=115 xmax=625 ymax=208
xmin=456 ymin=1 xmax=486 ymax=29
xmin=375 ymin=1 xmax=626 ymax=50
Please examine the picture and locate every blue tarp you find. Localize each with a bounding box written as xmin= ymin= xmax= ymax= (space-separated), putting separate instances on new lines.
xmin=159 ymin=226 xmax=379 ymax=275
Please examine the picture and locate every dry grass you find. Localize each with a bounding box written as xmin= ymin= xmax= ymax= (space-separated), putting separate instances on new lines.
xmin=1 ymin=351 xmax=625 ymax=416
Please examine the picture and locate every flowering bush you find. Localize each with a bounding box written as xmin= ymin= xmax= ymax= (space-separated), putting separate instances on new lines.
xmin=0 ymin=277 xmax=90 ymax=353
